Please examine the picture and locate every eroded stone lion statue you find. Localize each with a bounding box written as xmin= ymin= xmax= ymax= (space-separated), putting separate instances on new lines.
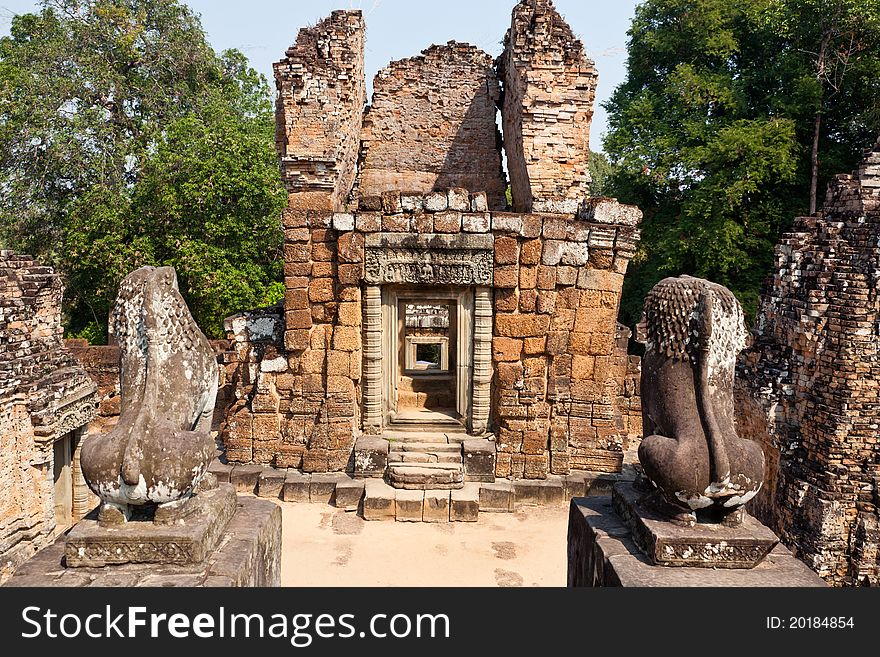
xmin=81 ymin=266 xmax=218 ymax=522
xmin=638 ymin=275 xmax=764 ymax=524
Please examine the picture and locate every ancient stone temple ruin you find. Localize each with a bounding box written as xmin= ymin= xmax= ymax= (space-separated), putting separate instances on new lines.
xmin=0 ymin=252 xmax=97 ymax=584
xmin=219 ymin=0 xmax=642 ymax=516
xmin=737 ymin=139 xmax=880 ymax=586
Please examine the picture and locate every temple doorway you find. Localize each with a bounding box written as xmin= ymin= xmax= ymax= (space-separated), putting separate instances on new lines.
xmin=382 ymin=287 xmax=472 ymax=430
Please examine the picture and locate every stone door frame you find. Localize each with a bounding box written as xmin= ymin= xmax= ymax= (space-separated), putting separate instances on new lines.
xmin=363 ymin=284 xmax=492 ymax=435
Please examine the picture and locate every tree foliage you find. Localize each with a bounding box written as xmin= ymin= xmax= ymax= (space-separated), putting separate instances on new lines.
xmin=0 ymin=0 xmax=285 ymax=340
xmin=604 ymin=0 xmax=880 ymax=326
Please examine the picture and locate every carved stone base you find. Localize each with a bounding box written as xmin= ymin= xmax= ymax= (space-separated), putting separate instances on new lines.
xmin=64 ymin=484 xmax=237 ymax=567
xmin=611 ymin=482 xmax=779 ymax=569
xmin=6 ymin=494 xmax=281 ymax=587
xmin=568 ymin=496 xmax=826 ymax=587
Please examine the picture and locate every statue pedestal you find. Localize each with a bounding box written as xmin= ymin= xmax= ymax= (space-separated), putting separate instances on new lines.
xmin=567 ymin=489 xmax=826 ymax=587
xmin=611 ymin=482 xmax=778 ymax=568
xmin=64 ymin=484 xmax=238 ymax=567
xmin=5 ymin=485 xmax=281 ymax=587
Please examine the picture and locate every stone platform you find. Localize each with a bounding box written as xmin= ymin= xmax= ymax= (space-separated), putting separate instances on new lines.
xmin=568 ymin=496 xmax=826 ymax=587
xmin=612 ymin=482 xmax=779 ymax=568
xmin=5 ymin=494 xmax=281 ymax=587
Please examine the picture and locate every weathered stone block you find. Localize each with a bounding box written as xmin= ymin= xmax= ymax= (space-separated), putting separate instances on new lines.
xmin=492 ymin=337 xmax=523 ymax=362
xmin=310 ymin=473 xmax=347 ymax=504
xmin=65 ymin=484 xmax=237 ymax=567
xmin=494 ymin=265 xmax=519 ymax=289
xmin=514 ymin=478 xmax=565 ymax=507
xmin=423 ymin=490 xmax=450 ymax=522
xmin=257 ymin=467 xmax=287 ymax=499
xmin=462 ymin=212 xmax=490 ymax=233
xmin=567 ymin=497 xmax=825 ymax=587
xmin=494 ymin=236 xmax=520 ymax=264
xmin=395 ymin=489 xmax=424 ymax=522
xmin=332 ymin=326 xmax=360 ymax=352
xmin=282 ymin=470 xmax=311 ymax=502
xmin=356 ymin=212 xmax=382 ymax=232
xmin=463 ymin=439 xmax=496 ymax=483
xmin=424 ymin=191 xmax=448 ymax=212
xmin=479 ymin=481 xmax=514 ymax=512
xmin=491 ymin=213 xmax=523 ymax=235
xmin=382 ymin=214 xmax=410 ymax=232
xmin=363 ymin=479 xmax=396 ymax=521
xmin=496 ymin=314 xmax=550 ymax=338
xmin=450 ymin=484 xmax=480 ymax=522
xmin=471 ymin=192 xmax=489 ymax=212
xmin=354 ymin=436 xmax=389 ymax=477
xmin=208 ymin=459 xmax=232 ymax=483
xmin=230 ymin=464 xmax=263 ymax=494
xmin=448 ymin=188 xmax=471 ymax=211
xmin=334 ymin=478 xmax=365 ymax=511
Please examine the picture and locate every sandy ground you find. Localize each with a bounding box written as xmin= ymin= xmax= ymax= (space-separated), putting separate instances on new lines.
xmin=278 ymin=501 xmax=569 ymax=587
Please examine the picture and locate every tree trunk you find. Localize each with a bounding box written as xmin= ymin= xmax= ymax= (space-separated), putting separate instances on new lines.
xmin=810 ymin=30 xmax=832 ymax=216
xmin=810 ymin=111 xmax=821 ymax=215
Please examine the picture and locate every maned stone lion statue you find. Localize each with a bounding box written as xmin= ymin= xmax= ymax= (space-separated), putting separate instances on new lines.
xmin=637 ymin=275 xmax=764 ymax=525
xmin=81 ymin=266 xmax=218 ymax=523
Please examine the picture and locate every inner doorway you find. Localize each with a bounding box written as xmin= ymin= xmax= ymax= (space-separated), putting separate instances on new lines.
xmin=397 ymin=299 xmax=457 ymax=423
xmin=382 ymin=287 xmax=473 ymax=429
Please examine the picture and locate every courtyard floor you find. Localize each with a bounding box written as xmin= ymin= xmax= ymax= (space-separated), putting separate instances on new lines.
xmin=277 ymin=500 xmax=569 ymax=587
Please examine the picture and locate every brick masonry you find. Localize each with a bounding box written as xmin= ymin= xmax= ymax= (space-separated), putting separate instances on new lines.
xmin=356 ymin=42 xmax=507 ymax=210
xmin=219 ymin=196 xmax=641 ymax=479
xmin=736 ymin=138 xmax=880 ymax=586
xmin=499 ymin=0 xmax=598 ymax=214
xmin=274 ymin=10 xmax=366 ymax=211
xmin=0 ymin=252 xmax=96 ymax=584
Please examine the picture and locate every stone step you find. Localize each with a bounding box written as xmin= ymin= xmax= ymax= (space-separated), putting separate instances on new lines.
xmin=390 ymin=461 xmax=461 ymax=470
xmin=388 ymin=452 xmax=462 ymax=464
xmin=388 ymin=464 xmax=464 ymax=490
xmin=382 ymin=430 xmax=449 ymax=442
xmin=388 ymin=441 xmax=461 ymax=453
xmin=388 ymin=419 xmax=467 ymax=432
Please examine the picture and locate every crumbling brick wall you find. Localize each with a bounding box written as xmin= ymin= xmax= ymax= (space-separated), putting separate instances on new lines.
xmin=498 ymin=0 xmax=598 ymax=213
xmin=489 ymin=199 xmax=640 ymax=477
xmin=0 ymin=252 xmax=96 ymax=584
xmin=274 ymin=10 xmax=366 ymax=211
xmin=611 ymin=323 xmax=642 ymax=450
xmin=357 ymin=42 xmax=507 ymax=210
xmin=736 ymin=138 xmax=880 ymax=586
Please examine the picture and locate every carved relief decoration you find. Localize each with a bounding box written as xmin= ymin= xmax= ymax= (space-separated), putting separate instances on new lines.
xmin=364 ymin=233 xmax=494 ymax=286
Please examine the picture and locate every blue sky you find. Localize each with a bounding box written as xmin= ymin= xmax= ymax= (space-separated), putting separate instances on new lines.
xmin=0 ymin=0 xmax=640 ymax=152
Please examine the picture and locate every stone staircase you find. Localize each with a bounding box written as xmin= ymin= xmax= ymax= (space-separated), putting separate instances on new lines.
xmin=385 ymin=430 xmax=466 ymax=490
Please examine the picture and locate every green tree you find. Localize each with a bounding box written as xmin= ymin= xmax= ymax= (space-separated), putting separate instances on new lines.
xmin=0 ymin=0 xmax=285 ymax=340
xmin=604 ymin=0 xmax=880 ymax=326
xmin=588 ymin=150 xmax=615 ymax=197
xmin=761 ymin=0 xmax=880 ymax=213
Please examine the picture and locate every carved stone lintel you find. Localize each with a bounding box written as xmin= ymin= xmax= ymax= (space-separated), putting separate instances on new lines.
xmin=364 ymin=233 xmax=494 ymax=286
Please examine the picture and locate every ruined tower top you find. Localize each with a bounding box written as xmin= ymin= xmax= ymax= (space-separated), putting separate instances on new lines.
xmin=356 ymin=41 xmax=507 ymax=209
xmin=499 ymin=0 xmax=598 ymax=213
xmin=273 ymin=10 xmax=366 ymax=211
